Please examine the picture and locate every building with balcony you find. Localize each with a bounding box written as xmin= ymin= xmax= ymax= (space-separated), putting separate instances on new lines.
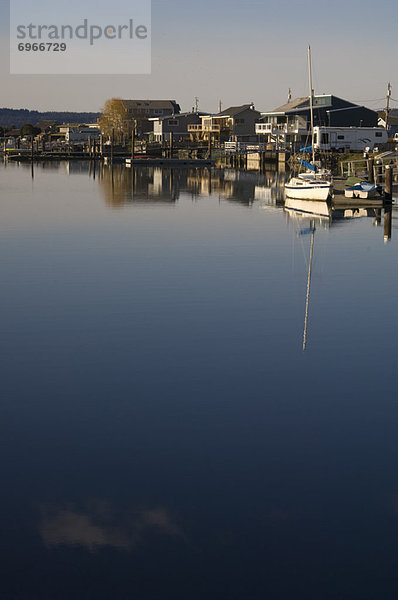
xmin=190 ymin=104 xmax=261 ymax=143
xmin=256 ymin=95 xmax=378 ymax=149
xmin=59 ymin=123 xmax=101 ymax=144
xmin=150 ymin=111 xmax=208 ymax=142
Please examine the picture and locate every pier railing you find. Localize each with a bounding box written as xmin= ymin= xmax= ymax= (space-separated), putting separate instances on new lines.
xmin=340 ymin=153 xmax=398 ymax=184
xmin=187 ymin=124 xmax=221 ymax=133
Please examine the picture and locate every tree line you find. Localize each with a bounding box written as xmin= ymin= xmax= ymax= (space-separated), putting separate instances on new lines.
xmin=0 ymin=109 xmax=100 ymax=128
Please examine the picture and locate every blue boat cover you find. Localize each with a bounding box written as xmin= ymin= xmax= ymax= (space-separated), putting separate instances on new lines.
xmin=299 ymin=159 xmax=316 ymax=172
xmin=346 ymin=181 xmax=377 ymax=192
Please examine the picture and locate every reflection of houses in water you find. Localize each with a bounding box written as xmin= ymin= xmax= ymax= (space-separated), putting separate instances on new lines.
xmin=96 ymin=166 xmax=285 ymax=208
xmin=65 ymin=162 xmax=91 ymax=175
xmin=187 ymin=169 xmax=286 ymax=206
xmin=255 ymin=171 xmax=286 ymax=206
xmin=98 ymin=166 xmax=180 ymax=207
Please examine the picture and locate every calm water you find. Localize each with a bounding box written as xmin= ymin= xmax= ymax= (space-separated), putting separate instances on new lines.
xmin=1 ymin=161 xmax=398 ymax=599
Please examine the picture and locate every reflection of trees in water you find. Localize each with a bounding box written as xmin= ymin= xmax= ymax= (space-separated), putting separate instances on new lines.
xmin=98 ymin=166 xmax=180 ymax=208
xmin=97 ymin=166 xmax=286 ymax=208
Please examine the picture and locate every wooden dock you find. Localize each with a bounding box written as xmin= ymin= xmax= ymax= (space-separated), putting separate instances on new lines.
xmin=124 ymin=157 xmax=213 ymax=167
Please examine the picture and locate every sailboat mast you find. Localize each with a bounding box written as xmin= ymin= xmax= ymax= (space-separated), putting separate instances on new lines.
xmin=308 ymin=45 xmax=315 ymax=164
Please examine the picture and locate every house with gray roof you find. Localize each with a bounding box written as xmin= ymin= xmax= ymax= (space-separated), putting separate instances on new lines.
xmin=189 ymin=104 xmax=261 ymax=143
xmin=121 ymin=99 xmax=181 ymax=135
xmin=149 ymin=111 xmax=208 ymax=142
xmin=256 ymin=94 xmax=378 ymax=149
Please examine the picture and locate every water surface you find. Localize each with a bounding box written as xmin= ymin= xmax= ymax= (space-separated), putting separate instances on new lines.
xmin=1 ymin=162 xmax=398 ymax=599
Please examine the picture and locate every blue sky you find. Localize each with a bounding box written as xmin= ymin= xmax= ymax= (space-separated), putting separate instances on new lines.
xmin=1 ymin=0 xmax=398 ymax=113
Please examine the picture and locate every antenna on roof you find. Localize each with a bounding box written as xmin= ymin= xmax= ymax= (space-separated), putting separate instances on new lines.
xmin=194 ymin=97 xmax=199 ymax=113
xmin=219 ymin=100 xmax=222 ymax=113
xmin=288 ymin=88 xmax=292 ymax=103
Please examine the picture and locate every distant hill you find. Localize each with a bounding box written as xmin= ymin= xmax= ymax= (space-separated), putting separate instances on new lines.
xmin=0 ymin=108 xmax=100 ymax=128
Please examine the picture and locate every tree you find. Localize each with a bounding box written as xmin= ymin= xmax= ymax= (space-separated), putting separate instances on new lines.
xmin=98 ymin=98 xmax=132 ymax=143
xmin=20 ymin=123 xmax=40 ymax=138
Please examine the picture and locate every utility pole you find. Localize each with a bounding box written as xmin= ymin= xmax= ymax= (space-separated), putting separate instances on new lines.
xmin=287 ymin=88 xmax=292 ymax=103
xmin=219 ymin=100 xmax=222 ymax=113
xmin=385 ymin=82 xmax=392 ymax=131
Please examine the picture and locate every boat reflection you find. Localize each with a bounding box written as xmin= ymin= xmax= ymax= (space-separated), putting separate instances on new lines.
xmin=285 ymin=198 xmax=332 ymax=224
xmin=284 ymin=196 xmax=389 ymax=236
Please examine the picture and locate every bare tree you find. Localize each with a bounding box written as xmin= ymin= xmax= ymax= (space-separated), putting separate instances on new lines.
xmin=98 ymin=98 xmax=131 ymax=143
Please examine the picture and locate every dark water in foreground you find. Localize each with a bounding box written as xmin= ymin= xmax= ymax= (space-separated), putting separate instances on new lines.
xmin=1 ymin=161 xmax=398 ymax=599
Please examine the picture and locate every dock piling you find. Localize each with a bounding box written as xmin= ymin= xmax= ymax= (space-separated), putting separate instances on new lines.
xmin=385 ymin=165 xmax=393 ymax=201
xmin=367 ymin=158 xmax=374 ymax=183
xmin=384 ymin=203 xmax=392 ymax=242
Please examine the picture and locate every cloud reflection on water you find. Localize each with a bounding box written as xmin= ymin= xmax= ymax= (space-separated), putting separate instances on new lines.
xmin=40 ymin=502 xmax=183 ymax=552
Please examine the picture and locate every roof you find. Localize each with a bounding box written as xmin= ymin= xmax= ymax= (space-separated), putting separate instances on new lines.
xmin=150 ymin=111 xmax=208 ymax=121
xmin=215 ymin=104 xmax=256 ymax=117
xmin=265 ymin=94 xmax=335 ymax=115
xmin=327 ymin=105 xmax=369 ymax=113
xmin=122 ymin=100 xmax=180 ymax=110
xmin=271 ymin=97 xmax=309 ymax=113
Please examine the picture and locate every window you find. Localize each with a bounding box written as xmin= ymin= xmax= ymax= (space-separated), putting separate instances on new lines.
xmin=337 ymin=135 xmax=345 ymax=140
xmin=235 ymin=118 xmax=245 ymax=124
xmin=168 ymin=119 xmax=179 ymax=126
xmin=376 ymin=132 xmax=382 ymax=137
xmin=321 ymin=133 xmax=329 ymax=144
xmin=314 ymin=132 xmax=318 ymax=144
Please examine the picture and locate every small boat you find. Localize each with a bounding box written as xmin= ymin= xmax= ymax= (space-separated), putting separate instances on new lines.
xmin=344 ymin=181 xmax=381 ymax=199
xmin=285 ymin=172 xmax=332 ymax=201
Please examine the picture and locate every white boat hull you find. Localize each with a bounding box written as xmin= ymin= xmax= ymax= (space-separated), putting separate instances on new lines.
xmin=285 ymin=182 xmax=332 ymax=201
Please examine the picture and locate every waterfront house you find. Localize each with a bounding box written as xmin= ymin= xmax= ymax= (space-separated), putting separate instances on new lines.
xmin=150 ymin=111 xmax=208 ymax=142
xmin=189 ymin=104 xmax=261 ymax=143
xmin=122 ymin=100 xmax=181 ymax=135
xmin=59 ymin=123 xmax=101 ymax=143
xmin=256 ymin=95 xmax=378 ymax=149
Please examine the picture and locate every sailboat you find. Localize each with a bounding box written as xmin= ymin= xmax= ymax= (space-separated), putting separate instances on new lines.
xmin=284 ymin=46 xmax=333 ymax=201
